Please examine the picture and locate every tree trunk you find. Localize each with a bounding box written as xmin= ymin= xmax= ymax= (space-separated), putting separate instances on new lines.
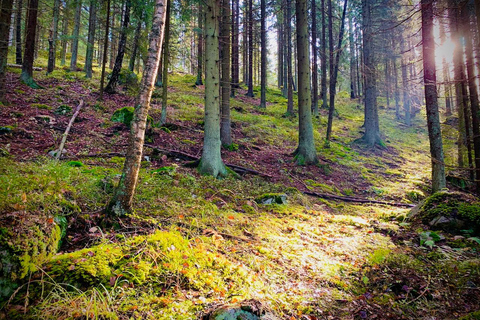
xmin=70 ymin=0 xmax=82 ymax=71
xmin=220 ymin=0 xmax=232 ymax=144
xmin=129 ymin=19 xmax=142 ymax=72
xmin=277 ymin=12 xmax=283 ymax=90
xmin=259 ymin=0 xmax=266 ymax=108
xmin=421 ymin=0 xmax=446 ymax=192
xmin=438 ymin=16 xmax=452 ymax=116
xmin=348 ymin=12 xmax=356 ymax=99
xmin=242 ymin=0 xmax=247 ymax=85
xmin=311 ymin=0 xmax=319 ymax=116
xmin=320 ymin=0 xmax=327 ymax=109
xmin=286 ymin=0 xmax=294 ymax=115
xmin=84 ymin=0 xmax=97 ymax=78
xmin=462 ymin=3 xmax=480 ymax=190
xmin=199 ymin=0 xmax=227 ymax=177
xmin=20 ymin=0 xmax=41 ymax=88
xmin=393 ymin=54 xmax=400 ymax=120
xmin=400 ymin=38 xmax=410 ymax=126
xmin=99 ymin=0 xmax=111 ymax=100
xmin=294 ymin=0 xmax=318 ymax=165
xmin=326 ymin=0 xmax=347 ymax=142
xmin=282 ymin=2 xmax=288 ymax=97
xmin=246 ymin=0 xmax=254 ymax=97
xmin=0 ymin=0 xmax=14 ymax=101
xmin=160 ymin=0 xmax=171 ymax=125
xmin=195 ymin=3 xmax=203 ymax=85
xmin=105 ymin=0 xmax=131 ymax=93
xmin=361 ymin=0 xmax=381 ymax=146
xmin=15 ymin=0 xmax=22 ymax=64
xmin=60 ymin=2 xmax=68 ymax=66
xmin=231 ymin=0 xmax=239 ymax=96
xmin=47 ymin=0 xmax=60 ymax=73
xmin=106 ymin=0 xmax=167 ymax=216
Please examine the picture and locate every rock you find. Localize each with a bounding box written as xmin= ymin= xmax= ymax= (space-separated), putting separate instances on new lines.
xmin=255 ymin=193 xmax=287 ymax=205
xmin=454 ymin=235 xmax=465 ymax=241
xmin=202 ymin=300 xmax=280 ymax=320
xmin=34 ymin=115 xmax=56 ymax=124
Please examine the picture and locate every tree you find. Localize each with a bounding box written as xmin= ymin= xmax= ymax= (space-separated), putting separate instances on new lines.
xmin=400 ymin=37 xmax=410 ymax=125
xmin=15 ymin=0 xmax=22 ymax=64
xmin=360 ymin=0 xmax=381 ymax=146
xmin=129 ymin=19 xmax=142 ymax=72
xmin=320 ymin=0 xmax=327 ymax=109
xmin=246 ymin=0 xmax=254 ymax=97
xmin=231 ymin=0 xmax=239 ymax=96
xmin=20 ymin=0 xmax=41 ymax=88
xmin=160 ymin=0 xmax=171 ymax=126
xmin=195 ymin=4 xmax=203 ymax=86
xmin=285 ymin=0 xmax=294 ymax=115
xmin=311 ymin=0 xmax=319 ymax=116
xmin=106 ymin=0 xmax=167 ymax=216
xmin=0 ymin=0 xmax=14 ymax=101
xmin=47 ymin=0 xmax=61 ymax=74
xmin=84 ymin=0 xmax=97 ymax=78
xmin=220 ymin=0 xmax=232 ymax=145
xmin=259 ymin=0 xmax=267 ymax=108
xmin=99 ymin=0 xmax=111 ymax=100
xmin=70 ymin=0 xmax=82 ymax=71
xmin=198 ymin=0 xmax=227 ymax=177
xmin=105 ymin=0 xmax=132 ymax=93
xmin=293 ymin=0 xmax=318 ymax=165
xmin=421 ymin=0 xmax=446 ymax=192
xmin=348 ymin=11 xmax=356 ymax=99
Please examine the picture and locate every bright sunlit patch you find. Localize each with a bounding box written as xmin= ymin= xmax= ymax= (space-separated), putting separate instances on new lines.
xmin=435 ymin=38 xmax=455 ymax=65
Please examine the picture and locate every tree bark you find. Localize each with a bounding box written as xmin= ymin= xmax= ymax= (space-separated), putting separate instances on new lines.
xmin=400 ymin=38 xmax=410 ymax=126
xmin=160 ymin=0 xmax=171 ymax=125
xmin=286 ymin=0 xmax=294 ymax=115
xmin=421 ymin=0 xmax=446 ymax=192
xmin=129 ymin=19 xmax=142 ymax=72
xmin=259 ymin=0 xmax=266 ymax=108
xmin=246 ymin=0 xmax=254 ymax=97
xmin=15 ymin=0 xmax=22 ymax=64
xmin=47 ymin=0 xmax=60 ymax=73
xmin=320 ymin=0 xmax=327 ymax=109
xmin=84 ymin=0 xmax=97 ymax=78
xmin=0 ymin=0 xmax=14 ymax=101
xmin=20 ymin=0 xmax=41 ymax=88
xmin=99 ymin=0 xmax=111 ymax=100
xmin=60 ymin=2 xmax=68 ymax=66
xmin=105 ymin=0 xmax=131 ymax=93
xmin=199 ymin=0 xmax=227 ymax=177
xmin=311 ymin=0 xmax=319 ymax=116
xmin=231 ymin=0 xmax=239 ymax=96
xmin=195 ymin=3 xmax=203 ymax=85
xmin=348 ymin=11 xmax=356 ymax=99
xmin=70 ymin=0 xmax=82 ymax=71
xmin=294 ymin=0 xmax=318 ymax=165
xmin=106 ymin=0 xmax=167 ymax=216
xmin=220 ymin=0 xmax=232 ymax=145
xmin=277 ymin=11 xmax=283 ymax=90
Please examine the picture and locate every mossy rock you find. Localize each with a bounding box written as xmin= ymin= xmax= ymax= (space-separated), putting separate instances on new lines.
xmin=255 ymin=193 xmax=287 ymax=205
xmin=410 ymin=191 xmax=480 ymax=235
xmin=202 ymin=300 xmax=279 ymax=320
xmin=107 ymin=69 xmax=138 ymax=87
xmin=111 ymin=107 xmax=153 ymax=128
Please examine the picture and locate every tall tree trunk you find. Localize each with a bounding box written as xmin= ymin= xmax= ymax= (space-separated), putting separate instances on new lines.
xmin=99 ymin=0 xmax=111 ymax=100
xmin=294 ymin=0 xmax=318 ymax=165
xmin=361 ymin=0 xmax=380 ymax=146
xmin=20 ymin=0 xmax=41 ymax=88
xmin=70 ymin=0 xmax=82 ymax=71
xmin=320 ymin=0 xmax=327 ymax=109
xmin=0 ymin=0 xmax=14 ymax=101
xmin=282 ymin=1 xmax=288 ymax=97
xmin=385 ymin=58 xmax=390 ymax=108
xmin=221 ymin=0 xmax=232 ymax=144
xmin=348 ymin=12 xmax=356 ymax=99
xmin=242 ymin=0 xmax=247 ymax=85
xmin=15 ymin=0 xmax=22 ymax=64
xmin=160 ymin=0 xmax=171 ymax=125
xmin=129 ymin=19 xmax=141 ymax=72
xmin=277 ymin=12 xmax=283 ymax=90
xmin=462 ymin=3 xmax=480 ymax=189
xmin=195 ymin=3 xmax=203 ymax=85
xmin=105 ymin=0 xmax=131 ymax=93
xmin=106 ymin=0 xmax=167 ymax=216
xmin=259 ymin=0 xmax=266 ymax=108
xmin=60 ymin=2 xmax=68 ymax=66
xmin=326 ymin=0 xmax=347 ymax=142
xmin=47 ymin=0 xmax=60 ymax=73
xmin=286 ymin=0 xmax=294 ymax=114
xmin=400 ymin=38 xmax=410 ymax=126
xmin=199 ymin=0 xmax=227 ymax=177
xmin=231 ymin=0 xmax=239 ymax=96
xmin=421 ymin=0 xmax=446 ymax=192
xmin=438 ymin=15 xmax=452 ymax=116
xmin=311 ymin=0 xmax=319 ymax=116
xmin=392 ymin=40 xmax=400 ymax=120
xmin=84 ymin=0 xmax=97 ymax=78
xmin=246 ymin=0 xmax=254 ymax=97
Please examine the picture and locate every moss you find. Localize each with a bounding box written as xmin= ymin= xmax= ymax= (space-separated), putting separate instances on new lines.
xmin=460 ymin=311 xmax=480 ymax=320
xmin=67 ymin=160 xmax=83 ymax=167
xmin=54 ymin=105 xmax=72 ymax=115
xmin=31 ymin=103 xmax=51 ymax=110
xmin=255 ymin=193 xmax=287 ymax=205
xmin=111 ymin=106 xmax=153 ymax=128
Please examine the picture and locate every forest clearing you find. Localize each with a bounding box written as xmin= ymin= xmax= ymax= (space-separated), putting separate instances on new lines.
xmin=0 ymin=0 xmax=480 ymax=318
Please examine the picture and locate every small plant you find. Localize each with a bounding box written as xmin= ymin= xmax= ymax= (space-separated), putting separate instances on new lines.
xmin=419 ymin=231 xmax=443 ymax=248
xmin=31 ymin=103 xmax=52 ymax=110
xmin=54 ymin=105 xmax=72 ymax=115
xmin=224 ymin=143 xmax=239 ymax=151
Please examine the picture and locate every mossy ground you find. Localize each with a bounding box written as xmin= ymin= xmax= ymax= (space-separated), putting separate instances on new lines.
xmin=1 ymin=51 xmax=479 ymax=319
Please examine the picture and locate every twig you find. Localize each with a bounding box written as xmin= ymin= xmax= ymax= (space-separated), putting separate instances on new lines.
xmin=56 ymin=100 xmax=84 ymax=159
xmin=404 ymin=275 xmax=431 ymax=305
xmin=8 ymin=63 xmax=42 ymax=71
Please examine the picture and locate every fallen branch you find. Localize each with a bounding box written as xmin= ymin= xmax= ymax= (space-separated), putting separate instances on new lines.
xmin=303 ymin=191 xmax=415 ymax=208
xmin=57 ymin=100 xmax=84 ymax=159
xmin=64 ymin=152 xmax=125 ymax=159
xmin=8 ymin=63 xmax=43 ymax=71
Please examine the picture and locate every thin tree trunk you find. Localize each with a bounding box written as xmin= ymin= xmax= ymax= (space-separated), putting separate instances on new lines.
xmin=20 ymin=0 xmax=41 ymax=88
xmin=259 ymin=0 xmax=266 ymax=108
xmin=47 ymin=0 xmax=60 ymax=73
xmin=84 ymin=0 xmax=97 ymax=78
xmin=129 ymin=19 xmax=142 ymax=72
xmin=0 ymin=0 xmax=14 ymax=101
xmin=348 ymin=12 xmax=356 ymax=99
xmin=438 ymin=16 xmax=452 ymax=116
xmin=231 ymin=0 xmax=239 ymax=96
xmin=320 ymin=0 xmax=327 ymax=108
xmin=106 ymin=0 xmax=167 ymax=216
xmin=242 ymin=0 xmax=247 ymax=85
xmin=221 ymin=0 xmax=232 ymax=144
xmin=246 ymin=0 xmax=254 ymax=97
xmin=99 ymin=0 xmax=111 ymax=100
xmin=282 ymin=1 xmax=288 ymax=97
xmin=195 ymin=3 xmax=203 ymax=85
xmin=160 ymin=0 xmax=171 ymax=125
xmin=15 ymin=0 xmax=22 ymax=64
xmin=277 ymin=12 xmax=283 ymax=90
xmin=421 ymin=0 xmax=446 ymax=192
xmin=311 ymin=0 xmax=319 ymax=116
xmin=105 ymin=0 xmax=131 ymax=93
xmin=326 ymin=0 xmax=347 ymax=142
xmin=286 ymin=0 xmax=294 ymax=114
xmin=199 ymin=0 xmax=227 ymax=177
xmin=294 ymin=0 xmax=318 ymax=165
xmin=70 ymin=0 xmax=82 ymax=71
xmin=60 ymin=2 xmax=68 ymax=66
xmin=401 ymin=38 xmax=410 ymax=125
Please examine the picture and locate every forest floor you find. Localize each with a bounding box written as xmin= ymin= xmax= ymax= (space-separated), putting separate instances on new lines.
xmin=0 ymin=66 xmax=479 ymax=320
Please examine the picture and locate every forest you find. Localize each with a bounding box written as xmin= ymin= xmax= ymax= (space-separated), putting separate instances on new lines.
xmin=0 ymin=0 xmax=480 ymax=318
